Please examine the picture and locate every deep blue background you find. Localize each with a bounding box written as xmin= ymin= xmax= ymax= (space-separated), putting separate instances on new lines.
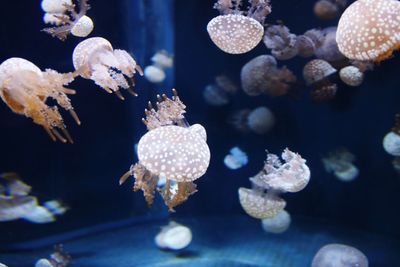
xmin=0 ymin=0 xmax=399 ymax=247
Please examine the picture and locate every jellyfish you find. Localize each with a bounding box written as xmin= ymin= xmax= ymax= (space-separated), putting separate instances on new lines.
xmin=261 ymin=209 xmax=291 ymax=234
xmin=120 ymin=90 xmax=211 ymax=211
xmin=336 ymin=0 xmax=400 ymax=62
xmin=42 ymin=0 xmax=93 ymax=41
xmin=263 ymin=24 xmax=299 ymax=60
xmin=151 ymin=50 xmax=174 ymax=70
xmin=241 ymin=55 xmax=296 ymax=97
xmin=383 ymin=114 xmax=400 ymax=156
xmin=312 ymin=244 xmax=369 ymax=267
xmin=72 ymin=37 xmax=143 ymax=100
xmin=0 ymin=57 xmax=80 ymax=143
xmin=224 ymin=147 xmax=248 ymax=170
xmin=144 ymin=65 xmax=166 ymax=83
xmin=207 ymin=0 xmax=271 ymax=54
xmin=155 ymin=221 xmax=192 ymax=250
xmin=339 ymin=66 xmax=364 ymax=87
xmin=314 ymin=0 xmax=339 ymax=20
xmin=230 ymin=106 xmax=275 ymax=134
xmin=203 ymin=75 xmax=238 ymax=106
xmin=295 ymin=34 xmax=317 ymax=58
xmin=144 ymin=51 xmax=173 ymax=84
xmin=303 ymin=59 xmax=338 ymax=101
xmin=0 ymin=263 xmax=7 ymax=267
xmin=322 ymin=148 xmax=359 ymax=182
xmin=315 ymin=27 xmax=346 ymax=64
xmin=35 ymin=244 xmax=71 ymax=267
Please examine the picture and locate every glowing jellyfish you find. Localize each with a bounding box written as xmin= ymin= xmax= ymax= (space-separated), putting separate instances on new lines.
xmin=241 ymin=55 xmax=296 ymax=97
xmin=261 ymin=209 xmax=291 ymax=234
xmin=311 ymin=83 xmax=338 ymax=102
xmin=151 ymin=50 xmax=174 ymax=69
xmin=339 ymin=66 xmax=364 ymax=87
xmin=322 ymin=148 xmax=359 ymax=182
xmin=144 ymin=51 xmax=173 ymax=84
xmin=203 ymin=75 xmax=238 ymax=106
xmin=42 ymin=0 xmax=93 ymax=40
xmin=337 ymin=0 xmax=400 ymax=62
xmin=315 ymin=27 xmax=346 ymax=63
xmin=144 ymin=65 xmax=166 ymax=83
xmin=224 ymin=147 xmax=248 ymax=170
xmin=207 ymin=0 xmax=271 ymax=54
xmin=312 ymin=244 xmax=368 ymax=267
xmin=35 ymin=244 xmax=71 ymax=267
xmin=72 ymin=37 xmax=143 ymax=100
xmin=120 ymin=90 xmax=211 ymax=211
xmin=263 ymin=25 xmax=298 ymax=60
xmin=303 ymin=59 xmax=337 ymax=86
xmin=0 ymin=57 xmax=80 ymax=143
xmin=155 ymin=221 xmax=192 ymax=250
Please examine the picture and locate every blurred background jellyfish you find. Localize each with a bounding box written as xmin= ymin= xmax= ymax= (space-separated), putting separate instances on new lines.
xmin=154 ymin=221 xmax=192 ymax=250
xmin=35 ymin=244 xmax=71 ymax=267
xmin=120 ymin=90 xmax=211 ymax=211
xmin=230 ymin=106 xmax=275 ymax=134
xmin=339 ymin=65 xmax=364 ymax=87
xmin=322 ymin=148 xmax=359 ymax=182
xmin=72 ymin=37 xmax=143 ymax=100
xmin=311 ymin=244 xmax=369 ymax=267
xmin=314 ymin=27 xmax=346 ymax=65
xmin=0 ymin=57 xmax=80 ymax=143
xmin=41 ymin=0 xmax=93 ymax=41
xmin=144 ymin=50 xmax=174 ymax=84
xmin=239 ymin=148 xmax=310 ymax=219
xmin=203 ymin=75 xmax=238 ymax=106
xmin=336 ymin=0 xmax=400 ymax=62
xmin=241 ymin=55 xmax=296 ymax=97
xmin=261 ymin=209 xmax=291 ymax=234
xmin=314 ymin=0 xmax=347 ymax=20
xmin=383 ymin=114 xmax=400 ymax=156
xmin=207 ymin=0 xmax=271 ymax=54
xmin=224 ymin=147 xmax=248 ymax=170
xmin=0 ymin=263 xmax=7 ymax=267
xmin=263 ymin=24 xmax=298 ymax=60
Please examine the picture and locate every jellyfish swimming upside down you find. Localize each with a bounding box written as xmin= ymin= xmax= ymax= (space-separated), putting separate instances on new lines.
xmin=120 ymin=90 xmax=211 ymax=211
xmin=0 ymin=57 xmax=80 ymax=143
xmin=207 ymin=0 xmax=272 ymax=54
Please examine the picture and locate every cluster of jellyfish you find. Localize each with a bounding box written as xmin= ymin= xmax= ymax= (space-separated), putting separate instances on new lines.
xmin=238 ymin=148 xmax=310 ymax=234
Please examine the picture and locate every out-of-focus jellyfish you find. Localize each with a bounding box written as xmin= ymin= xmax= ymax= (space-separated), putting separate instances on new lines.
xmin=151 ymin=50 xmax=174 ymax=70
xmin=339 ymin=66 xmax=364 ymax=87
xmin=336 ymin=0 xmax=400 ymax=62
xmin=0 ymin=263 xmax=7 ymax=267
xmin=315 ymin=27 xmax=346 ymax=64
xmin=120 ymin=90 xmax=211 ymax=212
xmin=72 ymin=37 xmax=143 ymax=100
xmin=383 ymin=114 xmax=400 ymax=156
xmin=224 ymin=147 xmax=248 ymax=170
xmin=263 ymin=24 xmax=298 ymax=60
xmin=261 ymin=209 xmax=291 ymax=234
xmin=312 ymin=244 xmax=369 ymax=267
xmin=295 ymin=34 xmax=317 ymax=58
xmin=144 ymin=66 xmax=166 ymax=83
xmin=155 ymin=221 xmax=192 ymax=250
xmin=322 ymin=148 xmax=359 ymax=182
xmin=303 ymin=59 xmax=338 ymax=101
xmin=392 ymin=157 xmax=400 ymax=174
xmin=203 ymin=75 xmax=238 ymax=106
xmin=239 ymin=149 xmax=310 ymax=219
xmin=314 ymin=0 xmax=340 ymax=20
xmin=241 ymin=55 xmax=296 ymax=97
xmin=0 ymin=58 xmax=80 ymax=143
xmin=230 ymin=106 xmax=275 ymax=134
xmin=311 ymin=83 xmax=338 ymax=102
xmin=144 ymin=50 xmax=173 ymax=84
xmin=35 ymin=244 xmax=71 ymax=267
xmin=207 ymin=0 xmax=272 ymax=54
xmin=42 ymin=0 xmax=93 ymax=41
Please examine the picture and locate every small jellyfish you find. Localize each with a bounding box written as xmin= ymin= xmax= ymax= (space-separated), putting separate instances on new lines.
xmin=261 ymin=209 xmax=291 ymax=234
xmin=42 ymin=0 xmax=94 ymax=41
xmin=0 ymin=57 xmax=80 ymax=143
xmin=311 ymin=244 xmax=368 ymax=267
xmin=72 ymin=37 xmax=143 ymax=100
xmin=314 ymin=0 xmax=339 ymax=20
xmin=311 ymin=83 xmax=338 ymax=102
xmin=339 ymin=66 xmax=364 ymax=87
xmin=295 ymin=34 xmax=317 ymax=58
xmin=392 ymin=157 xmax=400 ymax=174
xmin=224 ymin=147 xmax=248 ymax=170
xmin=203 ymin=75 xmax=238 ymax=106
xmin=35 ymin=244 xmax=71 ymax=267
xmin=241 ymin=55 xmax=296 ymax=97
xmin=120 ymin=90 xmax=211 ymax=211
xmin=207 ymin=0 xmax=271 ymax=54
xmin=144 ymin=65 xmax=166 ymax=83
xmin=144 ymin=51 xmax=173 ymax=84
xmin=155 ymin=221 xmax=192 ymax=250
xmin=303 ymin=59 xmax=337 ymax=86
xmin=336 ymin=0 xmax=400 ymax=62
xmin=322 ymin=148 xmax=359 ymax=182
xmin=315 ymin=27 xmax=346 ymax=64
xmin=263 ymin=24 xmax=299 ymax=60
xmin=151 ymin=50 xmax=174 ymax=70
xmin=383 ymin=114 xmax=400 ymax=156
xmin=230 ymin=106 xmax=275 ymax=134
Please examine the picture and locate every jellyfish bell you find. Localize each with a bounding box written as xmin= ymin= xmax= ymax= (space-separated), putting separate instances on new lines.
xmin=263 ymin=25 xmax=298 ymax=60
xmin=41 ymin=0 xmax=72 ymax=14
xmin=315 ymin=27 xmax=346 ymax=64
xmin=261 ymin=209 xmax=291 ymax=234
xmin=247 ymin=106 xmax=275 ymax=135
xmin=296 ymin=35 xmax=316 ymax=58
xmin=314 ymin=0 xmax=339 ymax=20
xmin=155 ymin=221 xmax=192 ymax=250
xmin=70 ymin=15 xmax=94 ymax=38
xmin=151 ymin=51 xmax=174 ymax=69
xmin=312 ymin=244 xmax=369 ymax=267
xmin=0 ymin=263 xmax=7 ymax=267
xmin=336 ymin=0 xmax=400 ymax=62
xmin=72 ymin=37 xmax=143 ymax=99
xmin=383 ymin=132 xmax=400 ymax=156
xmin=339 ymin=66 xmax=364 ymax=87
xmin=144 ymin=65 xmax=166 ymax=83
xmin=303 ymin=59 xmax=337 ymax=86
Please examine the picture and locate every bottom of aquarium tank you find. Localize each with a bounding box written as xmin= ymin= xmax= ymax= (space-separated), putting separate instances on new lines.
xmin=1 ymin=215 xmax=399 ymax=267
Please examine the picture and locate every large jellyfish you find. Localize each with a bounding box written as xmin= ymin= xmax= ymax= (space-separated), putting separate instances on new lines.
xmin=339 ymin=66 xmax=364 ymax=87
xmin=336 ymin=0 xmax=400 ymax=62
xmin=0 ymin=58 xmax=80 ymax=143
xmin=239 ymin=149 xmax=310 ymax=219
xmin=312 ymin=244 xmax=368 ymax=267
xmin=120 ymin=90 xmax=211 ymax=211
xmin=241 ymin=55 xmax=296 ymax=97
xmin=303 ymin=59 xmax=338 ymax=101
xmin=207 ymin=0 xmax=271 ymax=54
xmin=72 ymin=37 xmax=143 ymax=100
xmin=224 ymin=147 xmax=248 ymax=170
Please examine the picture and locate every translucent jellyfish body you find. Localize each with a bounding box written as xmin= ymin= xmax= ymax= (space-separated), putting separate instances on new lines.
xmin=383 ymin=114 xmax=400 ymax=156
xmin=35 ymin=244 xmax=71 ymax=267
xmin=312 ymin=244 xmax=369 ymax=267
xmin=72 ymin=37 xmax=143 ymax=100
xmin=0 ymin=263 xmax=7 ymax=267
xmin=120 ymin=90 xmax=211 ymax=211
xmin=0 ymin=58 xmax=80 ymax=143
xmin=144 ymin=51 xmax=173 ymax=84
xmin=322 ymin=148 xmax=359 ymax=182
xmin=261 ymin=209 xmax=291 ymax=234
xmin=231 ymin=106 xmax=275 ymax=134
xmin=42 ymin=0 xmax=94 ymax=40
xmin=207 ymin=0 xmax=271 ymax=54
xmin=203 ymin=75 xmax=238 ymax=106
xmin=336 ymin=0 xmax=400 ymax=62
xmin=339 ymin=66 xmax=364 ymax=86
xmin=155 ymin=221 xmax=192 ymax=250
xmin=241 ymin=55 xmax=296 ymax=97
xmin=224 ymin=147 xmax=248 ymax=170
xmin=263 ymin=25 xmax=298 ymax=60
xmin=314 ymin=0 xmax=339 ymax=20
xmin=315 ymin=27 xmax=346 ymax=63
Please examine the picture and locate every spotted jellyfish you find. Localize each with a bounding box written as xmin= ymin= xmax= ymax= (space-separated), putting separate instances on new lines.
xmin=312 ymin=244 xmax=368 ymax=267
xmin=155 ymin=221 xmax=192 ymax=250
xmin=383 ymin=114 xmax=400 ymax=156
xmin=261 ymin=209 xmax=291 ymax=234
